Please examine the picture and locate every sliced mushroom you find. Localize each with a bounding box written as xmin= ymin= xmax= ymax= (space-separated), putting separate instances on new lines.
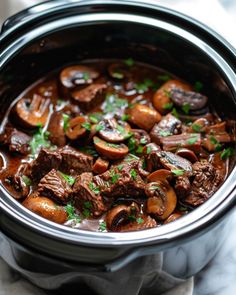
xmin=146 ymin=181 xmax=177 ymax=220
xmin=72 ymin=83 xmax=107 ymax=111
xmin=60 ymin=65 xmax=100 ymax=89
xmin=65 ymin=116 xmax=87 ymax=140
xmin=150 ymin=113 xmax=182 ymax=145
xmin=14 ymin=94 xmax=50 ymax=128
xmin=105 ymin=203 xmax=139 ymax=231
xmin=156 ymin=151 xmax=193 ymax=175
xmin=47 ymin=112 xmax=66 ymax=146
xmin=153 ymin=79 xmax=192 ymax=114
xmin=93 ymin=136 xmax=128 ymax=160
xmin=108 ymin=63 xmax=130 ymax=80
xmin=127 ymin=104 xmax=162 ymax=131
xmin=187 ymin=118 xmax=209 ymax=133
xmin=147 ymin=169 xmax=173 ymax=183
xmin=170 ymin=88 xmax=208 ymax=111
xmin=23 ymin=194 xmax=67 ymax=224
xmin=175 ymin=148 xmax=198 ymax=163
xmin=98 ymin=119 xmax=131 ymax=143
xmin=92 ymin=157 xmax=109 ymax=174
xmin=128 ymin=129 xmax=151 ymax=152
xmin=116 ymin=215 xmax=157 ymax=232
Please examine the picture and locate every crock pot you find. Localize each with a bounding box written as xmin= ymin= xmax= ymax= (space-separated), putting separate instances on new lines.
xmin=0 ymin=0 xmax=235 ymax=291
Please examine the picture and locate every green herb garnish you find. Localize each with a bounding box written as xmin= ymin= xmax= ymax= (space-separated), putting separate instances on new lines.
xmin=220 ymin=147 xmax=234 ymax=159
xmin=159 ymin=130 xmax=172 ymax=137
xmin=192 ymin=123 xmax=202 ymax=132
xmin=121 ymin=114 xmax=130 ymax=121
xmin=117 ymin=164 xmax=124 ymax=171
xmin=89 ymin=182 xmax=100 ymax=195
xmin=187 ymin=136 xmax=198 ymax=145
xmin=136 ymin=146 xmax=144 ymax=154
xmin=128 ymin=137 xmax=136 ymax=151
xmin=84 ymin=201 xmax=92 ymax=209
xmin=130 ymin=169 xmax=137 ymax=180
xmin=62 ymin=113 xmax=70 ymax=131
xmin=146 ymin=146 xmax=152 ymax=154
xmin=163 ymin=102 xmax=174 ymax=110
xmin=171 ymin=108 xmax=179 ymax=118
xmin=163 ymin=89 xmax=171 ymax=97
xmin=81 ymin=122 xmax=91 ymax=131
xmin=140 ymin=138 xmax=147 ymax=145
xmin=79 ymin=146 xmax=98 ymax=157
xmin=83 ymin=208 xmax=91 ymax=218
xmin=59 ymin=171 xmax=75 ymax=186
xmin=22 ymin=175 xmax=32 ymax=186
xmin=99 ymin=221 xmax=107 ymax=232
xmin=113 ymin=72 xmax=124 ymax=79
xmin=149 ymin=185 xmax=160 ymax=191
xmin=194 ymin=81 xmax=203 ymax=92
xmin=124 ymin=58 xmax=134 ymax=67
xmin=30 ymin=126 xmax=51 ymax=156
xmin=103 ymin=94 xmax=128 ymax=114
xmin=95 ymin=124 xmax=104 ymax=132
xmin=157 ymin=74 xmax=171 ymax=82
xmin=89 ymin=113 xmax=103 ymax=124
xmin=181 ymin=103 xmax=190 ymax=114
xmin=135 ymin=78 xmax=157 ymax=93
xmin=83 ymin=72 xmax=90 ymax=81
xmin=65 ymin=203 xmax=81 ymax=223
xmin=136 ymin=217 xmax=144 ymax=224
xmin=172 ymin=169 xmax=185 ymax=176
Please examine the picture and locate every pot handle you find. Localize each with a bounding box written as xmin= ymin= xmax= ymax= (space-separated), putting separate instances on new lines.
xmin=1 ymin=0 xmax=70 ymax=35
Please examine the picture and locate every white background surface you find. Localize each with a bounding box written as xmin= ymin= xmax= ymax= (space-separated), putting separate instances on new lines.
xmin=0 ymin=1 xmax=235 ymax=294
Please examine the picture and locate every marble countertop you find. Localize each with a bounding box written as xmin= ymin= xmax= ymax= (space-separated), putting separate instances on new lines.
xmin=0 ymin=1 xmax=235 ymax=295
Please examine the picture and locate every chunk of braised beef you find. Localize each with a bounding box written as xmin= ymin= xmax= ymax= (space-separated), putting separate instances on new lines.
xmin=174 ymin=176 xmax=191 ymax=197
xmin=184 ymin=160 xmax=223 ymax=206
xmin=71 ymin=83 xmax=107 ymax=111
xmin=59 ymin=145 xmax=93 ymax=175
xmin=150 ymin=114 xmax=182 ymax=145
xmin=115 ymin=215 xmax=157 ymax=232
xmin=170 ymin=88 xmax=208 ymax=110
xmin=0 ymin=127 xmax=31 ymax=155
xmin=73 ymin=172 xmax=109 ymax=217
xmin=30 ymin=148 xmax=62 ymax=182
xmin=47 ymin=112 xmax=66 ymax=147
xmin=38 ymin=169 xmax=72 ymax=203
xmin=161 ymin=133 xmax=201 ymax=153
xmin=95 ymin=161 xmax=146 ymax=198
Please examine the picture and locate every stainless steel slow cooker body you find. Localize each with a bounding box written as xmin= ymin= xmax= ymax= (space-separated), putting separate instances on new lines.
xmin=0 ymin=0 xmax=235 ymax=287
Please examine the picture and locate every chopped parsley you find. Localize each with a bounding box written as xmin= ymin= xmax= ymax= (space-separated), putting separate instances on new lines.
xmin=95 ymin=124 xmax=104 ymax=132
xmin=181 ymin=103 xmax=190 ymax=114
xmin=22 ymin=175 xmax=32 ymax=186
xmin=130 ymin=169 xmax=137 ymax=180
xmin=84 ymin=201 xmax=92 ymax=209
xmin=128 ymin=137 xmax=136 ymax=151
xmin=140 ymin=137 xmax=147 ymax=145
xmin=89 ymin=113 xmax=103 ymax=124
xmin=163 ymin=102 xmax=174 ymax=110
xmin=121 ymin=114 xmax=130 ymax=121
xmin=159 ymin=130 xmax=172 ymax=137
xmin=157 ymin=74 xmax=171 ymax=82
xmin=83 ymin=208 xmax=91 ymax=218
xmin=81 ymin=122 xmax=91 ymax=131
xmin=124 ymin=58 xmax=134 ymax=67
xmin=136 ymin=146 xmax=144 ymax=154
xmin=136 ymin=217 xmax=144 ymax=224
xmin=30 ymin=126 xmax=51 ymax=156
xmin=146 ymin=146 xmax=152 ymax=154
xmin=194 ymin=81 xmax=203 ymax=92
xmin=191 ymin=123 xmax=202 ymax=132
xmin=128 ymin=214 xmax=136 ymax=221
xmin=65 ymin=203 xmax=81 ymax=223
xmin=62 ymin=113 xmax=70 ymax=131
xmin=113 ymin=72 xmax=124 ymax=79
xmin=179 ymin=206 xmax=188 ymax=212
xmin=103 ymin=94 xmax=128 ymax=114
xmin=99 ymin=221 xmax=107 ymax=232
xmin=172 ymin=169 xmax=185 ymax=176
xmin=117 ymin=164 xmax=124 ymax=171
xmin=89 ymin=182 xmax=100 ymax=195
xmin=135 ymin=78 xmax=158 ymax=93
xmin=149 ymin=185 xmax=160 ymax=191
xmin=187 ymin=136 xmax=198 ymax=145
xmin=163 ymin=89 xmax=171 ymax=98
xmin=110 ymin=169 xmax=120 ymax=184
xmin=209 ymin=136 xmax=222 ymax=151
xmin=171 ymin=108 xmax=179 ymax=118
xmin=221 ymin=147 xmax=234 ymax=160
xmin=83 ymin=72 xmax=90 ymax=81
xmin=59 ymin=172 xmax=75 ymax=186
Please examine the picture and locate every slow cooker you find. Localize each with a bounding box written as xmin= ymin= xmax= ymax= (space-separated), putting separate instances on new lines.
xmin=0 ymin=0 xmax=235 ymax=292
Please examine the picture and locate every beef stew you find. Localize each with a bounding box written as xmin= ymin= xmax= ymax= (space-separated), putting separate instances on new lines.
xmin=0 ymin=59 xmax=234 ymax=232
